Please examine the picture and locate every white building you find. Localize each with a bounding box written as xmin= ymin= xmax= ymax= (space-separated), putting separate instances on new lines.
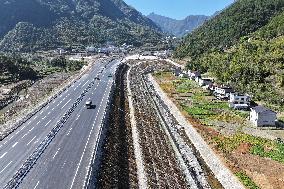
xmin=214 ymin=86 xmax=234 ymax=99
xmin=188 ymin=71 xmax=201 ymax=80
xmin=250 ymin=106 xmax=277 ymax=127
xmin=229 ymin=93 xmax=251 ymax=109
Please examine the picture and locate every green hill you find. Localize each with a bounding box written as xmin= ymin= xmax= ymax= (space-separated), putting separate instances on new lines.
xmin=174 ymin=0 xmax=284 ymax=110
xmin=175 ymin=0 xmax=284 ymax=59
xmin=0 ymin=0 xmax=162 ymax=52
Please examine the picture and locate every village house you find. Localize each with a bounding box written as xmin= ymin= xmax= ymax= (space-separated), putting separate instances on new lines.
xmin=214 ymin=86 xmax=234 ymax=100
xmin=188 ymin=71 xmax=201 ymax=80
xmin=250 ymin=106 xmax=277 ymax=127
xmin=229 ymin=93 xmax=251 ymax=110
xmin=199 ymin=78 xmax=213 ymax=87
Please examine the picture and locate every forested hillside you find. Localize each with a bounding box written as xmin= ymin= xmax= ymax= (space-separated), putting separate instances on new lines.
xmin=175 ymin=0 xmax=284 ymax=59
xmin=174 ymin=0 xmax=284 ymax=110
xmin=0 ymin=0 xmax=162 ymax=52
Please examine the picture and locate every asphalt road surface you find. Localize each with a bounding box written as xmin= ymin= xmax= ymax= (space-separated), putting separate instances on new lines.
xmin=0 ymin=58 xmax=121 ymax=188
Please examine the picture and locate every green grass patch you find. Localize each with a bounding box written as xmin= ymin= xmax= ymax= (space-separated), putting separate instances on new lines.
xmin=213 ymin=133 xmax=273 ymax=154
xmin=251 ymin=141 xmax=284 ymax=163
xmin=235 ymin=172 xmax=260 ymax=189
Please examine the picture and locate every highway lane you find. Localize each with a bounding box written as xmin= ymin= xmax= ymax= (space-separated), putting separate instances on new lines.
xmin=18 ymin=71 xmax=115 ymax=188
xmin=0 ymin=58 xmax=117 ymax=188
xmin=18 ymin=60 xmax=120 ymax=189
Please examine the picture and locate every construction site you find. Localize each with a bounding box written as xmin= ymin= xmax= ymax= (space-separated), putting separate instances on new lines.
xmin=96 ymin=58 xmax=243 ymax=188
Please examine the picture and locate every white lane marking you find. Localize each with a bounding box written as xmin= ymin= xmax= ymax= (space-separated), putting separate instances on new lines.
xmin=75 ymin=115 xmax=80 ymax=121
xmin=34 ymin=138 xmax=39 ymax=145
xmin=57 ymin=101 xmax=63 ymax=107
xmin=9 ymin=135 xmax=14 ymax=140
xmin=52 ymin=107 xmax=55 ymax=111
xmin=15 ymin=130 xmax=20 ymax=135
xmin=62 ymin=99 xmax=71 ymax=109
xmin=36 ymin=121 xmax=41 ymax=125
xmin=29 ymin=127 xmax=35 ymax=132
xmin=42 ymin=116 xmax=46 ymax=120
xmin=27 ymin=136 xmax=36 ymax=146
xmin=34 ymin=181 xmax=40 ymax=189
xmin=21 ymin=125 xmax=27 ymax=131
xmin=33 ymin=116 xmax=38 ymax=120
xmin=12 ymin=142 xmax=18 ymax=148
xmin=27 ymin=121 xmax=31 ymax=125
xmin=39 ymin=111 xmax=43 ymax=115
xmin=53 ymin=148 xmax=61 ymax=159
xmin=66 ymin=128 xmax=73 ymax=136
xmin=82 ymin=80 xmax=89 ymax=87
xmin=63 ymin=97 xmax=66 ymax=101
xmin=47 ymin=111 xmax=51 ymax=115
xmin=0 ymin=161 xmax=12 ymax=174
xmin=46 ymin=105 xmax=49 ymax=110
xmin=21 ymin=133 xmax=28 ymax=139
xmin=70 ymin=83 xmax=109 ymax=189
xmin=0 ymin=152 xmax=7 ymax=159
xmin=45 ymin=120 xmax=52 ymax=127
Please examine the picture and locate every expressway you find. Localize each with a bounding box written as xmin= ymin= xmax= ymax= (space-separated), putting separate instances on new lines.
xmin=0 ymin=58 xmax=120 ymax=188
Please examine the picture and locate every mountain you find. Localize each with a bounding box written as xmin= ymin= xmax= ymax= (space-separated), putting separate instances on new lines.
xmin=174 ymin=0 xmax=284 ymax=109
xmin=175 ymin=0 xmax=284 ymax=59
xmin=147 ymin=13 xmax=209 ymax=37
xmin=0 ymin=0 xmax=162 ymax=52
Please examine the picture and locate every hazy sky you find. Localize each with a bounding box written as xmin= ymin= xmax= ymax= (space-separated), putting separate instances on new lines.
xmin=124 ymin=0 xmax=235 ymax=20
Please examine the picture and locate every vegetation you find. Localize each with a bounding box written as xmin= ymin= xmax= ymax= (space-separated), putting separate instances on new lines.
xmin=235 ymin=172 xmax=260 ymax=189
xmin=0 ymin=0 xmax=162 ymax=52
xmin=175 ymin=0 xmax=284 ymax=111
xmin=171 ymin=78 xmax=247 ymax=126
xmin=175 ymin=0 xmax=284 ymax=59
xmin=0 ymin=54 xmax=85 ymax=85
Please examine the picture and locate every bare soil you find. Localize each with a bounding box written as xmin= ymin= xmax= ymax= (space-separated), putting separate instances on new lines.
xmin=97 ymin=65 xmax=138 ymax=188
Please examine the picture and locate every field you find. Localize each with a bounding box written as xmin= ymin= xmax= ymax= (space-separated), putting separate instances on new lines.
xmin=154 ymin=72 xmax=284 ymax=189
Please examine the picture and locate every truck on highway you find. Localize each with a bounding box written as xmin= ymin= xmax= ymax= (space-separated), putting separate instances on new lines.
xmin=86 ymin=100 xmax=92 ymax=109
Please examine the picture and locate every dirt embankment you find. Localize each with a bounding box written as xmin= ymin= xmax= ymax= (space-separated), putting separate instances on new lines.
xmin=97 ymin=64 xmax=138 ymax=188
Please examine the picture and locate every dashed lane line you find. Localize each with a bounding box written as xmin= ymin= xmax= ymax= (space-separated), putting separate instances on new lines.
xmin=33 ymin=181 xmax=40 ymax=189
xmin=12 ymin=142 xmax=18 ymax=148
xmin=53 ymin=148 xmax=61 ymax=159
xmin=27 ymin=136 xmax=37 ymax=146
xmin=45 ymin=120 xmax=52 ymax=127
xmin=0 ymin=152 xmax=7 ymax=159
xmin=62 ymin=99 xmax=71 ymax=109
xmin=0 ymin=161 xmax=12 ymax=174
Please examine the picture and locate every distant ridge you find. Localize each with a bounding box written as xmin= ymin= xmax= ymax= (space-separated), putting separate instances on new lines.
xmin=147 ymin=13 xmax=209 ymax=37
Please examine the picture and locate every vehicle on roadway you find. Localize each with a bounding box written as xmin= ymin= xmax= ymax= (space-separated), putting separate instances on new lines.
xmin=108 ymin=73 xmax=113 ymax=77
xmin=95 ymin=76 xmax=100 ymax=80
xmin=86 ymin=100 xmax=93 ymax=109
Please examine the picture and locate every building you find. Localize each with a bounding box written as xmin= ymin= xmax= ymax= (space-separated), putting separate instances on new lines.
xmin=250 ymin=106 xmax=277 ymax=127
xmin=199 ymin=78 xmax=213 ymax=87
xmin=229 ymin=93 xmax=251 ymax=110
xmin=189 ymin=71 xmax=201 ymax=80
xmin=214 ymin=86 xmax=234 ymax=100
